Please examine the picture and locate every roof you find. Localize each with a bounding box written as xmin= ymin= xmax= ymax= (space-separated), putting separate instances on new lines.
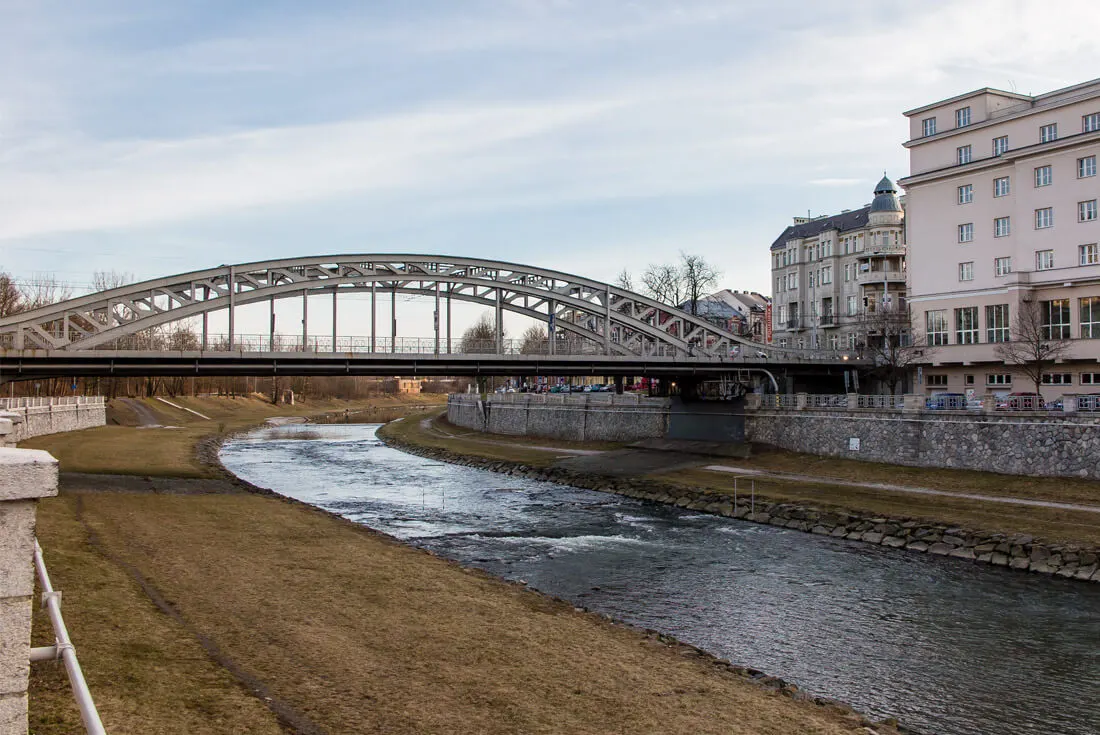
xmin=677 ymin=299 xmax=739 ymax=319
xmin=708 ymin=289 xmax=769 ymax=313
xmin=770 ymin=206 xmax=870 ymax=250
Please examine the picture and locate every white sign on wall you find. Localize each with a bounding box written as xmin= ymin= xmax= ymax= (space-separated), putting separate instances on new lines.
xmin=848 ymin=437 xmax=861 ymax=451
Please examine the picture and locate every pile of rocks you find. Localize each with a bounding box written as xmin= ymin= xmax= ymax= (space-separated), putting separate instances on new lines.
xmin=379 ymin=432 xmax=1100 ymax=584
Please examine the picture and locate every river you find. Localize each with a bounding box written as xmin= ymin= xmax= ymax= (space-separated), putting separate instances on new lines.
xmin=220 ymin=423 xmax=1100 ymax=735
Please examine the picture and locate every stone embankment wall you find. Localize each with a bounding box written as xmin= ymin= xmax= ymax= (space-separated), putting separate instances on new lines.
xmin=379 ymin=428 xmax=1100 ymax=585
xmin=745 ymin=399 xmax=1100 ymax=481
xmin=447 ymin=393 xmax=670 ymax=442
xmin=0 ymin=397 xmax=106 ymax=443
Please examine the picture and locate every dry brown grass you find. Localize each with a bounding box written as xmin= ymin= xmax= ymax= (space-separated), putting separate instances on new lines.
xmin=30 ymin=486 xmax=883 ymax=735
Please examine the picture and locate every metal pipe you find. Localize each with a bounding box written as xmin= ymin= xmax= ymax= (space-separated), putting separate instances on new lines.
xmin=33 ymin=540 xmax=106 ymax=735
xmin=434 ymin=282 xmax=440 ymax=355
xmin=370 ymin=281 xmax=377 ymax=353
xmin=302 ymin=290 xmax=308 ymax=351
xmin=332 ymin=289 xmax=338 ymax=353
xmin=446 ymin=286 xmax=452 ymax=353
xmin=228 ymin=265 xmax=236 ymax=350
xmin=391 ymin=286 xmax=397 ymax=354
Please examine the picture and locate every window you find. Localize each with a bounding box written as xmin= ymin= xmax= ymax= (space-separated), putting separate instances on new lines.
xmin=955 ymin=107 xmax=971 ymax=128
xmin=1083 ymin=373 xmax=1100 ymax=385
xmin=987 ymin=373 xmax=1012 ymax=386
xmin=958 ymin=223 xmax=974 ymax=242
xmin=958 ymin=184 xmax=973 ymax=204
xmin=926 ymin=310 xmax=948 ymax=346
xmin=986 ymin=304 xmax=1009 ymax=342
xmin=994 ymin=217 xmax=1010 ymax=237
xmin=1084 ymin=112 xmax=1100 ymax=133
xmin=843 ymin=264 xmax=851 ymax=281
xmin=958 ymin=261 xmax=974 ymax=281
xmin=995 ymin=256 xmax=1012 ymax=276
xmin=1080 ymin=200 xmax=1098 ymax=222
xmin=1040 ymin=123 xmax=1058 ymax=143
xmin=922 ymin=117 xmax=936 ymax=137
xmin=1042 ymin=373 xmax=1072 ymax=385
xmin=965 ymin=374 xmax=975 ymax=385
xmin=926 ymin=374 xmax=948 ymax=387
xmin=820 ymin=266 xmax=832 ymax=285
xmin=955 ymin=306 xmax=979 ymax=344
xmin=1034 ymin=165 xmax=1052 ymax=187
xmin=992 ymin=136 xmax=1008 ymax=156
xmin=846 ymin=333 xmax=856 ymax=348
xmin=957 ymin=145 xmax=972 ymax=165
xmin=1036 ymin=249 xmax=1055 ymax=270
xmin=1041 ymin=299 xmax=1071 ymax=339
xmin=994 ymin=176 xmax=1010 ymax=197
xmin=846 ymin=295 xmax=858 ymax=316
xmin=1080 ymin=155 xmax=1097 ymax=178
xmin=1081 ymin=243 xmax=1099 ymax=266
xmin=1035 ymin=208 xmax=1053 ymax=229
xmin=1081 ymin=297 xmax=1100 ymax=338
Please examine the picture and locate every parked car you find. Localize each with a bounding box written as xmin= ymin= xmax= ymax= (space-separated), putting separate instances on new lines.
xmin=925 ymin=392 xmax=966 ymax=410
xmin=1004 ymin=392 xmax=1044 ymax=410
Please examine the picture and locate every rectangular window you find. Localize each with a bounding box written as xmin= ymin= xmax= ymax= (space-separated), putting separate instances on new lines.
xmin=1040 ymin=123 xmax=1058 ymax=143
xmin=957 ymin=184 xmax=973 ymax=204
xmin=994 ymin=216 xmax=1010 ymax=237
xmin=992 ymin=136 xmax=1008 ymax=156
xmin=957 ymin=145 xmax=972 ymax=165
xmin=926 ymin=309 xmax=948 ymax=346
xmin=994 ymin=176 xmax=1010 ymax=197
xmin=922 ymin=117 xmax=936 ymax=137
xmin=846 ymin=295 xmax=858 ymax=316
xmin=1082 ymin=373 xmax=1100 ymax=385
xmin=958 ymin=223 xmax=974 ymax=242
xmin=994 ymin=256 xmax=1012 ymax=276
xmin=987 ymin=373 xmax=1012 ymax=386
xmin=1081 ymin=296 xmax=1100 ymax=338
xmin=1081 ymin=243 xmax=1099 ymax=266
xmin=1080 ymin=200 xmax=1098 ymax=222
xmin=1080 ymin=156 xmax=1097 ymax=178
xmin=1035 ymin=208 xmax=1053 ymax=229
xmin=958 ymin=261 xmax=974 ymax=281
xmin=1034 ymin=165 xmax=1052 ymax=187
xmin=1041 ymin=299 xmax=1071 ymax=339
xmin=1042 ymin=373 xmax=1072 ymax=385
xmin=955 ymin=107 xmax=971 ymax=128
xmin=965 ymin=374 xmax=975 ymax=385
xmin=955 ymin=306 xmax=979 ymax=344
xmin=1036 ymin=249 xmax=1055 ymax=270
xmin=821 ymin=266 xmax=832 ymax=285
xmin=986 ymin=304 xmax=1009 ymax=343
xmin=1084 ymin=112 xmax=1100 ymax=133
xmin=926 ymin=374 xmax=948 ymax=387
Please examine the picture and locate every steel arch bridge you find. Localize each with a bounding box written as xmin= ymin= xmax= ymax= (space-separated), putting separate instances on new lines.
xmin=1 ymin=254 xmax=763 ymax=357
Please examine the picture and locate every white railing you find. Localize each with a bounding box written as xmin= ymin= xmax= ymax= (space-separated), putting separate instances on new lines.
xmin=806 ymin=394 xmax=847 ymax=408
xmin=32 ymin=540 xmax=105 ymax=735
xmin=0 ymin=396 xmax=105 ymax=410
xmin=857 ymin=394 xmax=904 ymax=409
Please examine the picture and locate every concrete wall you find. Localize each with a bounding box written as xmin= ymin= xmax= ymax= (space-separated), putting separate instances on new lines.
xmin=448 ymin=393 xmax=670 ymax=442
xmin=0 ymin=397 xmax=106 ymax=443
xmin=745 ymin=406 xmax=1100 ymax=480
xmin=0 ymin=446 xmax=58 ymax=733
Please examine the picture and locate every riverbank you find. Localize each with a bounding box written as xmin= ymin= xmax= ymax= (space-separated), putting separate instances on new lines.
xmin=379 ymin=413 xmax=1100 ymax=583
xmin=25 ymin=403 xmax=900 ymax=734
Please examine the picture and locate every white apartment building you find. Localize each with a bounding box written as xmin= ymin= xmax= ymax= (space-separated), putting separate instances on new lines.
xmin=900 ymin=78 xmax=1100 ymax=398
xmin=769 ymin=176 xmax=907 ymax=352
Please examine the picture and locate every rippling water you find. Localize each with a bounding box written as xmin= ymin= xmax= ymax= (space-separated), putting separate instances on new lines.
xmin=221 ymin=423 xmax=1100 ymax=735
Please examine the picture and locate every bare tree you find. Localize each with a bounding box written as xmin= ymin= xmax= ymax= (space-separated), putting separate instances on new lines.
xmin=614 ymin=269 xmax=635 ymax=292
xmin=20 ymin=273 xmax=72 ymax=310
xmin=92 ymin=270 xmax=133 ymax=291
xmin=459 ymin=313 xmax=502 ymax=354
xmin=518 ymin=323 xmax=548 ymax=354
xmin=994 ymin=300 xmax=1071 ymax=394
xmin=640 ymin=263 xmax=686 ymax=306
xmin=637 ymin=253 xmax=720 ymax=315
xmin=680 ymin=252 xmax=720 ymax=317
xmin=859 ymin=305 xmax=929 ymax=395
xmin=0 ymin=271 xmax=22 ymax=318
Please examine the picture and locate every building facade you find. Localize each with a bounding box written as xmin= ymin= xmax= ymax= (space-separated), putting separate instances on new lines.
xmin=769 ymin=177 xmax=907 ymax=352
xmin=899 ymin=78 xmax=1100 ymax=398
xmin=682 ymin=289 xmax=770 ymax=340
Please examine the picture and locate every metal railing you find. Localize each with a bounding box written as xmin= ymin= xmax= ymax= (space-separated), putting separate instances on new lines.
xmin=1078 ymin=395 xmax=1100 ymax=412
xmin=32 ymin=540 xmax=105 ymax=735
xmin=857 ymin=394 xmax=904 ymax=410
xmin=0 ymin=396 xmax=105 ymax=410
xmin=806 ymin=394 xmax=848 ymax=408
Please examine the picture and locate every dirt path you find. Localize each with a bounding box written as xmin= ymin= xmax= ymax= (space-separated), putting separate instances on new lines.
xmin=117 ymin=397 xmax=163 ymax=426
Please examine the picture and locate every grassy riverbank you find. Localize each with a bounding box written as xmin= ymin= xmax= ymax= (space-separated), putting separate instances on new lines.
xmin=390 ymin=413 xmax=1100 ymax=548
xmin=25 ymin=401 xmax=892 ymax=734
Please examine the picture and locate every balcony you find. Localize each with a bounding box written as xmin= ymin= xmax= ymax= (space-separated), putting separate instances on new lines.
xmin=857 ymin=269 xmax=907 ymax=285
xmin=785 ymin=317 xmax=804 ymax=331
xmin=819 ymin=314 xmax=837 ymax=327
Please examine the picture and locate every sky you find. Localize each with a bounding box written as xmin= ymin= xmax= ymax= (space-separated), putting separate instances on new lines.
xmin=2 ymin=0 xmax=1099 ymax=335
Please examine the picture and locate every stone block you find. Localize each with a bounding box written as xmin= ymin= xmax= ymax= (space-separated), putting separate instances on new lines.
xmin=0 ymin=597 xmax=31 ymax=696
xmin=0 ymin=449 xmax=58 ymax=502
xmin=927 ymin=543 xmax=952 ymax=555
xmin=882 ymin=536 xmax=907 ymax=548
xmin=1009 ymin=557 xmax=1030 ymax=570
xmin=830 ymin=527 xmax=848 ymax=538
xmin=991 ymin=552 xmax=1009 ymax=566
xmin=0 ymin=502 xmax=37 ymax=599
xmin=0 ymin=692 xmax=28 ymax=734
xmin=905 ymin=541 xmax=929 ymax=552
xmin=861 ymin=532 xmax=884 ymax=544
xmin=948 ymin=548 xmax=976 ymax=560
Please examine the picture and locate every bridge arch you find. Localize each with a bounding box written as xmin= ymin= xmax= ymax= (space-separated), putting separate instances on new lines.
xmin=0 ymin=255 xmax=762 ymax=357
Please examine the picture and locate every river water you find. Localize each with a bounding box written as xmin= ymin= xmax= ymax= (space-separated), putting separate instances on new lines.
xmin=220 ymin=423 xmax=1100 ymax=735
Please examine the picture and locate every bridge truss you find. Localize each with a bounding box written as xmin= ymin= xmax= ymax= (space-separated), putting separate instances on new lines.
xmin=0 ymin=255 xmax=766 ymax=358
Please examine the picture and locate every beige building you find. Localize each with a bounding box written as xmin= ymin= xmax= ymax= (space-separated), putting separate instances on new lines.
xmin=769 ymin=176 xmax=907 ymax=352
xmin=900 ymin=79 xmax=1100 ymax=398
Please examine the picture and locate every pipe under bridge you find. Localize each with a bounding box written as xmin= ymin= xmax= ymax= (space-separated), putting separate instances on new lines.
xmin=0 ymin=254 xmax=860 ymax=378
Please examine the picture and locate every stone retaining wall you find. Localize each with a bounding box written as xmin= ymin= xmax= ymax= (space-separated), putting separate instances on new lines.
xmin=379 ymin=427 xmax=1100 ymax=585
xmin=447 ymin=393 xmax=670 ymax=442
xmin=0 ymin=398 xmax=106 ymax=443
xmin=745 ymin=407 xmax=1100 ymax=480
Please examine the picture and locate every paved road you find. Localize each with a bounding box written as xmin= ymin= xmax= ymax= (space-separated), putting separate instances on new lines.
xmin=117 ymin=397 xmax=162 ymax=426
